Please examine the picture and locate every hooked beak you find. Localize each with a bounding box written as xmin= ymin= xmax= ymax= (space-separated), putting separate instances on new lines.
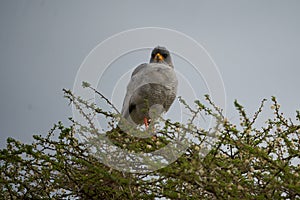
xmin=154 ymin=53 xmax=164 ymax=62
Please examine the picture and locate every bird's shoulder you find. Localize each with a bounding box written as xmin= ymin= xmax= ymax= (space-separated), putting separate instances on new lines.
xmin=131 ymin=63 xmax=148 ymax=77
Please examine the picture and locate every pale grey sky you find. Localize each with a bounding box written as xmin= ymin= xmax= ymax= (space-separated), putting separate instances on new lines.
xmin=1 ymin=0 xmax=300 ymax=148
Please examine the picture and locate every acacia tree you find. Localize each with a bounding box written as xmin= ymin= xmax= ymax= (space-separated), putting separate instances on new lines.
xmin=1 ymin=85 xmax=300 ymax=199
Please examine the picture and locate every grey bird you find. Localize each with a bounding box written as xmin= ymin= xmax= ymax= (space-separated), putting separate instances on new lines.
xmin=121 ymin=46 xmax=178 ymax=128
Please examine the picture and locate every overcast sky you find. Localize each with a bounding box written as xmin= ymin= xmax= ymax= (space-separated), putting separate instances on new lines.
xmin=1 ymin=1 xmax=300 ymax=148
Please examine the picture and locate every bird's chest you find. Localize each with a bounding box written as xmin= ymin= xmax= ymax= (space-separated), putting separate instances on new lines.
xmin=129 ymin=66 xmax=176 ymax=92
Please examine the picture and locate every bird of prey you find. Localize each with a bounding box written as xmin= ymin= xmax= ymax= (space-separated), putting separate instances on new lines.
xmin=120 ymin=46 xmax=178 ymax=129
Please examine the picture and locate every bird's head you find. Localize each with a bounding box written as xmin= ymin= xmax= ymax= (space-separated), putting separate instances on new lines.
xmin=150 ymin=46 xmax=173 ymax=67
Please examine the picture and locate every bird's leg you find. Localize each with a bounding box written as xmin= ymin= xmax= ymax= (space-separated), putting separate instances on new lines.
xmin=144 ymin=118 xmax=157 ymax=140
xmin=143 ymin=117 xmax=149 ymax=129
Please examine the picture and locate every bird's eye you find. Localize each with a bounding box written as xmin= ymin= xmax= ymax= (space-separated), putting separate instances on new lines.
xmin=162 ymin=53 xmax=168 ymax=58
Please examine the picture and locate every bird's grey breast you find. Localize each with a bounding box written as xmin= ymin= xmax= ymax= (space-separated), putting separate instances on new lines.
xmin=129 ymin=63 xmax=177 ymax=92
xmin=121 ymin=62 xmax=178 ymax=124
xmin=128 ymin=63 xmax=177 ymax=109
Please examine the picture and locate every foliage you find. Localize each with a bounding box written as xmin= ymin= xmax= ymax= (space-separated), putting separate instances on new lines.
xmin=1 ymin=87 xmax=300 ymax=199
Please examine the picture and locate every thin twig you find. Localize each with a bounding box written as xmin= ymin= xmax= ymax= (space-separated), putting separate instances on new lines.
xmin=86 ymin=84 xmax=120 ymax=115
